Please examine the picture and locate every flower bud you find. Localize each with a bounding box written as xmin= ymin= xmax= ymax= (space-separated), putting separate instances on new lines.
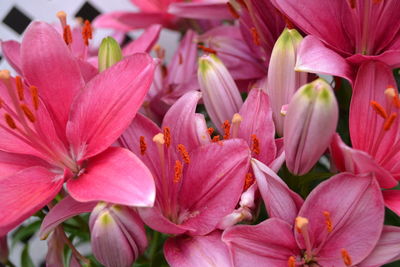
xmin=284 ymin=78 xmax=338 ymax=175
xmin=198 ymin=54 xmax=243 ymax=132
xmin=89 ymin=203 xmax=147 ymax=267
xmin=98 ymin=37 xmax=123 ymax=72
xmin=266 ymin=28 xmax=308 ymax=136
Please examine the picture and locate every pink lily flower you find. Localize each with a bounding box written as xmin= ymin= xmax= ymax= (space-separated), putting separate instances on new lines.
xmin=222 ymin=172 xmax=400 ymax=267
xmin=0 ymin=21 xmax=157 ymax=235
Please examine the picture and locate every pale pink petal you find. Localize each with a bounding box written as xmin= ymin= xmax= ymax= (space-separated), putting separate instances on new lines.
xmin=130 ymin=0 xmax=167 ymax=12
xmin=251 ymin=159 xmax=303 ymax=225
xmin=297 ymin=173 xmax=384 ymax=266
xmin=168 ymin=1 xmax=233 ymax=20
xmin=1 ymin=40 xmax=22 ymax=74
xmin=0 ymin=167 xmax=63 ymax=235
xmin=122 ymin=24 xmax=161 ymax=56
xmin=39 ymin=195 xmax=96 ymax=239
xmin=0 ymin=151 xmax=51 ymax=179
xmin=296 ymin=36 xmax=355 ymax=83
xmin=20 ymin=22 xmax=84 ymax=135
xmin=222 ymin=218 xmax=300 ymax=266
xmin=178 ymin=139 xmax=250 ymax=235
xmin=67 ymin=147 xmax=155 ymax=207
xmin=383 ymin=190 xmax=400 ymax=216
xmin=67 ymin=53 xmax=157 ymax=160
xmin=165 ymin=231 xmax=233 ymax=267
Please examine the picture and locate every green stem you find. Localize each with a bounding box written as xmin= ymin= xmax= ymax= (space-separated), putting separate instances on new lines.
xmin=5 ymin=260 xmax=16 ymax=267
xmin=149 ymin=231 xmax=160 ymax=267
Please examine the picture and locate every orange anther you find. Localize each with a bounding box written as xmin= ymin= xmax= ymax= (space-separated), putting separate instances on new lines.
xmin=163 ymin=127 xmax=171 ymax=148
xmin=284 ymin=15 xmax=295 ymax=30
xmin=178 ymin=52 xmax=183 ymax=65
xmin=29 ymin=85 xmax=39 ymax=110
xmin=370 ymin=101 xmax=388 ymax=119
xmin=207 ymin=127 xmax=214 ymax=136
xmin=251 ymin=134 xmax=260 ymax=155
xmin=174 ymin=160 xmax=183 ymax=183
xmin=212 ymin=135 xmax=220 ymax=142
xmin=15 ymin=76 xmax=24 ymax=101
xmin=384 ymin=113 xmax=397 ymax=131
xmin=20 ymin=104 xmax=35 ymax=123
xmin=227 ymin=2 xmax=240 ymax=19
xmin=244 ymin=173 xmax=254 ymax=191
xmin=341 ymin=248 xmax=352 ymax=266
xmin=236 ymin=0 xmax=247 ymax=9
xmin=177 ymin=144 xmax=190 ymax=164
xmin=139 ymin=136 xmax=147 ymax=155
xmin=394 ymin=96 xmax=400 ymax=109
xmin=222 ymin=120 xmax=231 ymax=139
xmin=198 ymin=44 xmax=217 ymax=54
xmin=4 ymin=114 xmax=16 ymax=129
xmin=250 ymin=27 xmax=261 ymax=46
xmin=288 ymin=256 xmax=296 ymax=267
xmin=82 ymin=20 xmax=93 ymax=46
xmin=323 ymin=211 xmax=333 ymax=233
xmin=63 ymin=25 xmax=73 ymax=45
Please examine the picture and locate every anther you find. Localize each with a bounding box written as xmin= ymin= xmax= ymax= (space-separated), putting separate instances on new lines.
xmin=295 ymin=216 xmax=308 ymax=234
xmin=178 ymin=52 xmax=183 ymax=65
xmin=231 ymin=113 xmax=242 ymax=139
xmin=0 ymin=70 xmax=11 ymax=81
xmin=153 ymin=45 xmax=165 ymax=60
xmin=348 ymin=0 xmax=356 ymax=9
xmin=139 ymin=136 xmax=147 ymax=155
xmin=56 ymin=11 xmax=67 ymax=28
xmin=163 ymin=127 xmax=171 ymax=148
xmin=174 ymin=160 xmax=183 ymax=183
xmin=244 ymin=173 xmax=254 ymax=191
xmin=20 ymin=104 xmax=35 ymax=123
xmin=82 ymin=20 xmax=93 ymax=46
xmin=177 ymin=144 xmax=190 ymax=164
xmin=384 ymin=113 xmax=397 ymax=131
xmin=370 ymin=101 xmax=388 ymax=119
xmin=251 ymin=134 xmax=260 ymax=155
xmin=385 ymin=87 xmax=400 ymax=108
xmin=207 ymin=127 xmax=214 ymax=136
xmin=4 ymin=114 xmax=17 ymax=129
xmin=284 ymin=16 xmax=295 ymax=30
xmin=222 ymin=120 xmax=231 ymax=139
xmin=323 ymin=211 xmax=333 ymax=233
xmin=29 ymin=86 xmax=39 ymax=110
xmin=212 ymin=135 xmax=220 ymax=142
xmin=153 ymin=133 xmax=165 ymax=145
xmin=250 ymin=27 xmax=261 ymax=46
xmin=287 ymin=256 xmax=296 ymax=267
xmin=341 ymin=248 xmax=352 ymax=266
xmin=198 ymin=45 xmax=217 ymax=54
xmin=227 ymin=3 xmax=240 ymax=19
xmin=63 ymin=25 xmax=73 ymax=45
xmin=15 ymin=76 xmax=24 ymax=101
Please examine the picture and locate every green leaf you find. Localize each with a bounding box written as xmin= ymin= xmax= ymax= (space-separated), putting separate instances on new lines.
xmin=20 ymin=244 xmax=34 ymax=267
xmin=11 ymin=220 xmax=41 ymax=247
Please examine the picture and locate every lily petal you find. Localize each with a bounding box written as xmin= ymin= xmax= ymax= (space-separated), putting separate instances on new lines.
xmin=168 ymin=1 xmax=233 ymax=20
xmin=122 ymin=24 xmax=162 ymax=56
xmin=1 ymin=40 xmax=22 ymax=74
xmin=383 ymin=190 xmax=400 ymax=216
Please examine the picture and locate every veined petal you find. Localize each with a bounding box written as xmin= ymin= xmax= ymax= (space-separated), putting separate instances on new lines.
xmin=222 ymin=218 xmax=300 ymax=266
xmin=67 ymin=53 xmax=157 ymax=160
xmin=1 ymin=40 xmax=22 ymax=74
xmin=67 ymin=147 xmax=155 ymax=207
xmin=383 ymin=190 xmax=400 ymax=216
xmin=168 ymin=1 xmax=233 ymax=20
xmin=0 ymin=167 xmax=63 ymax=235
xmin=122 ymin=24 xmax=161 ymax=56
xmin=165 ymin=231 xmax=233 ymax=267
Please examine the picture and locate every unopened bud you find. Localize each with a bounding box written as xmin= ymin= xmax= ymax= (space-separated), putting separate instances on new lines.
xmin=98 ymin=37 xmax=123 ymax=72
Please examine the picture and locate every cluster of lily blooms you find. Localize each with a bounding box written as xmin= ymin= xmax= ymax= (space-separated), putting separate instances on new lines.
xmin=0 ymin=0 xmax=400 ymax=266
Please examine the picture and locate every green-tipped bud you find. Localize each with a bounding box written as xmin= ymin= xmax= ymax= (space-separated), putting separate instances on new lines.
xmin=98 ymin=37 xmax=122 ymax=72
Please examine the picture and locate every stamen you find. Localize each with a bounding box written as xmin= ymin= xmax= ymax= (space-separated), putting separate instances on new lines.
xmin=295 ymin=216 xmax=308 ymax=234
xmin=174 ymin=160 xmax=183 ymax=183
xmin=323 ymin=211 xmax=333 ymax=233
xmin=212 ymin=135 xmax=220 ymax=142
xmin=384 ymin=113 xmax=397 ymax=131
xmin=198 ymin=44 xmax=217 ymax=54
xmin=29 ymin=86 xmax=39 ymax=110
xmin=243 ymin=173 xmax=254 ymax=191
xmin=222 ymin=120 xmax=231 ymax=139
xmin=177 ymin=144 xmax=190 ymax=164
xmin=348 ymin=0 xmax=356 ymax=9
xmin=341 ymin=248 xmax=352 ymax=266
xmin=295 ymin=216 xmax=313 ymax=258
xmin=82 ymin=20 xmax=93 ymax=46
xmin=251 ymin=134 xmax=260 ymax=155
xmin=284 ymin=16 xmax=295 ymax=30
xmin=287 ymin=256 xmax=296 ymax=267
xmin=20 ymin=104 xmax=35 ymax=123
xmin=207 ymin=127 xmax=214 ymax=136
xmin=0 ymin=70 xmax=11 ymax=80
xmin=15 ymin=76 xmax=24 ymax=101
xmin=250 ymin=27 xmax=261 ymax=46
xmin=227 ymin=3 xmax=240 ymax=19
xmin=139 ymin=136 xmax=147 ymax=155
xmin=56 ymin=11 xmax=67 ymax=28
xmin=153 ymin=133 xmax=165 ymax=145
xmin=4 ymin=114 xmax=17 ymax=129
xmin=385 ymin=87 xmax=400 ymax=108
xmin=370 ymin=101 xmax=388 ymax=119
xmin=231 ymin=113 xmax=242 ymax=139
xmin=163 ymin=127 xmax=171 ymax=148
xmin=178 ymin=52 xmax=183 ymax=65
xmin=153 ymin=45 xmax=165 ymax=60
xmin=63 ymin=25 xmax=73 ymax=45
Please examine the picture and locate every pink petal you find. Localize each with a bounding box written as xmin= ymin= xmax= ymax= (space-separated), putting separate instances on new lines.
xmin=383 ymin=190 xmax=400 ymax=216
xmin=296 ymin=36 xmax=355 ymax=83
xmin=222 ymin=218 xmax=300 ymax=266
xmin=178 ymin=139 xmax=250 ymax=235
xmin=67 ymin=147 xmax=155 ymax=207
xmin=67 ymin=53 xmax=157 ymax=160
xmin=347 ymin=50 xmax=400 ymax=69
xmin=122 ymin=24 xmax=162 ymax=56
xmin=297 ymin=173 xmax=384 ymax=266
xmin=168 ymin=1 xmax=233 ymax=20
xmin=20 ymin=22 xmax=84 ymax=135
xmin=0 ymin=151 xmax=51 ymax=179
xmin=165 ymin=231 xmax=233 ymax=267
xmin=238 ymin=88 xmax=276 ymax=165
xmin=39 ymin=195 xmax=96 ymax=239
xmin=0 ymin=167 xmax=63 ymax=235
xmin=251 ymin=159 xmax=303 ymax=225
xmin=1 ymin=40 xmax=22 ymax=74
